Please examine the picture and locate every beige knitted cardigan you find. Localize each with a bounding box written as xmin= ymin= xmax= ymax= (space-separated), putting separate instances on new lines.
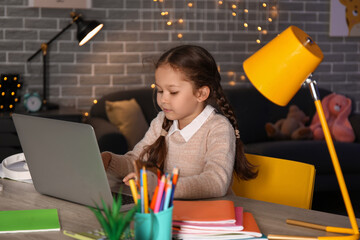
xmin=107 ymin=111 xmax=236 ymax=199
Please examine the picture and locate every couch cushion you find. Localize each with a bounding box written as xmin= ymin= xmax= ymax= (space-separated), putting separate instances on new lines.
xmin=105 ymin=99 xmax=149 ymax=150
xmin=90 ymin=88 xmax=158 ymax=124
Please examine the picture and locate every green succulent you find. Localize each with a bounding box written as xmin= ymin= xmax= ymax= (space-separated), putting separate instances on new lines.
xmin=89 ymin=193 xmax=139 ymax=240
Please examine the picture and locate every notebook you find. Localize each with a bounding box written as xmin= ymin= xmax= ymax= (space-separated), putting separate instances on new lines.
xmin=12 ymin=113 xmax=135 ymax=211
xmin=0 ymin=209 xmax=60 ymax=233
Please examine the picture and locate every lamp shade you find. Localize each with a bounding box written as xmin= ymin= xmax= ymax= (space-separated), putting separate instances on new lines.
xmin=243 ymin=25 xmax=324 ymax=106
xmin=76 ymin=18 xmax=103 ymax=46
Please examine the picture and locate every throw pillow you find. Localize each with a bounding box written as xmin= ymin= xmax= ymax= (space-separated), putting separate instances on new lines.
xmin=105 ymin=98 xmax=149 ymax=150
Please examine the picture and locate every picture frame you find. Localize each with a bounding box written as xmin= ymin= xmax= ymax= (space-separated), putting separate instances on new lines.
xmin=330 ymin=0 xmax=360 ymax=36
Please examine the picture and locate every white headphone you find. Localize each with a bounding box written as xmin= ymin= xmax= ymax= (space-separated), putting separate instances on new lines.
xmin=1 ymin=153 xmax=32 ymax=181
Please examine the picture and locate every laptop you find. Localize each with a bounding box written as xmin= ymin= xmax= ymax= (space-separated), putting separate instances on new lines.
xmin=12 ymin=113 xmax=135 ymax=211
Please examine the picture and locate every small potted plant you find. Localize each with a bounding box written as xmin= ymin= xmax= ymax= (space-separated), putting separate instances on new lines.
xmin=89 ymin=193 xmax=139 ymax=240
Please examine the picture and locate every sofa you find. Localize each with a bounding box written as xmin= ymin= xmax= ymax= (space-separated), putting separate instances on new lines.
xmin=87 ymin=86 xmax=360 ymax=210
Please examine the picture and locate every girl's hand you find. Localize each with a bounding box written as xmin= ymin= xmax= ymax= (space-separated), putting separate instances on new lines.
xmin=123 ymin=172 xmax=137 ymax=186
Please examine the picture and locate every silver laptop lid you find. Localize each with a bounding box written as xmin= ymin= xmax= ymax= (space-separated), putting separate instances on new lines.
xmin=12 ymin=113 xmax=132 ymax=210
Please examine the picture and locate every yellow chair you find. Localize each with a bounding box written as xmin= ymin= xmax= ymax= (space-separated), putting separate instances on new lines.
xmin=232 ymin=153 xmax=316 ymax=209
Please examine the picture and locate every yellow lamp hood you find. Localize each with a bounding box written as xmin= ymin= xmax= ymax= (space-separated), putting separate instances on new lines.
xmin=243 ymin=25 xmax=324 ymax=106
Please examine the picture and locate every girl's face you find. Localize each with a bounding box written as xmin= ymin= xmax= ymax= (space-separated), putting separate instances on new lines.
xmin=155 ymin=64 xmax=207 ymax=129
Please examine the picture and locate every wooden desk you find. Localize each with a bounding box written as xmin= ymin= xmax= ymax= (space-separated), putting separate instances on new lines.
xmin=0 ymin=179 xmax=359 ymax=239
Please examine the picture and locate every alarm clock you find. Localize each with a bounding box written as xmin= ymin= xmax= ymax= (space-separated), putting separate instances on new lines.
xmin=23 ymin=92 xmax=42 ymax=112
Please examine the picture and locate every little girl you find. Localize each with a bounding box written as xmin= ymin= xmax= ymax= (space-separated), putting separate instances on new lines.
xmin=102 ymin=45 xmax=257 ymax=199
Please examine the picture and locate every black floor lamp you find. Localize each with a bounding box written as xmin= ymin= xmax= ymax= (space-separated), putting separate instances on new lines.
xmin=27 ymin=12 xmax=103 ymax=110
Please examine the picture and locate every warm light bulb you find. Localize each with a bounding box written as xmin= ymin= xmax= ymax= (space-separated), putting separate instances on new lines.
xmin=244 ymin=23 xmax=248 ymax=28
xmin=232 ymin=4 xmax=237 ymax=9
xmin=218 ymin=0 xmax=223 ymax=5
xmin=240 ymin=75 xmax=246 ymax=81
xmin=14 ymin=76 xmax=17 ymax=80
xmin=151 ymin=83 xmax=156 ymax=88
xmin=256 ymin=39 xmax=261 ymax=44
xmin=161 ymin=11 xmax=168 ymax=16
xmin=262 ymin=29 xmax=268 ymax=34
xmin=15 ymin=98 xmax=18 ymax=102
xmin=178 ymin=18 xmax=184 ymax=23
xmin=257 ymin=26 xmax=262 ymax=31
xmin=244 ymin=9 xmax=249 ymax=13
xmin=263 ymin=3 xmax=267 ymax=7
xmin=188 ymin=2 xmax=193 ymax=7
xmin=0 ymin=105 xmax=3 ymax=109
xmin=227 ymin=71 xmax=235 ymax=77
xmin=11 ymin=92 xmax=15 ymax=96
xmin=78 ymin=23 xmax=103 ymax=46
xmin=232 ymin=12 xmax=237 ymax=16
xmin=9 ymin=104 xmax=13 ymax=109
xmin=93 ymin=99 xmax=98 ymax=104
xmin=84 ymin=112 xmax=89 ymax=117
xmin=4 ymin=77 xmax=7 ymax=81
xmin=177 ymin=33 xmax=183 ymax=39
xmin=167 ymin=21 xmax=172 ymax=26
xmin=268 ymin=17 xmax=273 ymax=22
xmin=229 ymin=81 xmax=236 ymax=86
xmin=0 ymin=84 xmax=2 ymax=88
xmin=1 ymin=92 xmax=5 ymax=96
xmin=17 ymin=83 xmax=21 ymax=88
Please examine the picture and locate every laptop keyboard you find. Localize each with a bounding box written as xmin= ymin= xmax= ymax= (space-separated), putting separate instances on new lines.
xmin=121 ymin=193 xmax=135 ymax=205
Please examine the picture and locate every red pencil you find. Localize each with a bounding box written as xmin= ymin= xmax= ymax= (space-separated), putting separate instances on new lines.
xmin=150 ymin=185 xmax=159 ymax=210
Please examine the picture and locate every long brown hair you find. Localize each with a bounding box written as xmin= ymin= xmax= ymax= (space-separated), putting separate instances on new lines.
xmin=138 ymin=45 xmax=257 ymax=180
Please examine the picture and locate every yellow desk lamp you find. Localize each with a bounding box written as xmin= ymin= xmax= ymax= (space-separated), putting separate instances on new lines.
xmin=243 ymin=25 xmax=359 ymax=240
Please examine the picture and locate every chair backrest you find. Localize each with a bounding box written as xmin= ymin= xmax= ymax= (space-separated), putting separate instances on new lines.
xmin=232 ymin=153 xmax=315 ymax=209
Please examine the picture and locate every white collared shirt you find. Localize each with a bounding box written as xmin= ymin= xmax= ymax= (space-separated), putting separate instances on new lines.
xmin=167 ymin=105 xmax=215 ymax=142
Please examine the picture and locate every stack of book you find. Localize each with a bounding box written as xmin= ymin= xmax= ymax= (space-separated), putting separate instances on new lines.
xmin=172 ymin=200 xmax=267 ymax=240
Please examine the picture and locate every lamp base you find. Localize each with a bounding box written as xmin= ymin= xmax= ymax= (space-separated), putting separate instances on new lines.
xmin=42 ymin=102 xmax=59 ymax=111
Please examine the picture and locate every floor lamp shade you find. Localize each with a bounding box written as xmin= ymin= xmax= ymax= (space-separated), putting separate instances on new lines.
xmin=27 ymin=12 xmax=103 ymax=111
xmin=243 ymin=25 xmax=324 ymax=106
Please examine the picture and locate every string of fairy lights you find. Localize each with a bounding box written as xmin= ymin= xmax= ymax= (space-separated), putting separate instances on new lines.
xmin=86 ymin=0 xmax=279 ymax=114
xmin=152 ymin=0 xmax=279 ymax=44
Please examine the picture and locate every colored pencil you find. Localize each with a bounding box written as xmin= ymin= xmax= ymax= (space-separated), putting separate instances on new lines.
xmin=163 ymin=175 xmax=173 ymax=210
xmin=140 ymin=169 xmax=144 ymax=213
xmin=169 ymin=168 xmax=179 ymax=207
xmin=154 ymin=175 xmax=166 ymax=213
xmin=150 ymin=185 xmax=159 ymax=211
xmin=128 ymin=179 xmax=138 ymax=205
xmin=142 ymin=166 xmax=149 ymax=213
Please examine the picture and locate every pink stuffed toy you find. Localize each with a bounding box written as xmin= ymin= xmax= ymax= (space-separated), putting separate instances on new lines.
xmin=310 ymin=93 xmax=355 ymax=142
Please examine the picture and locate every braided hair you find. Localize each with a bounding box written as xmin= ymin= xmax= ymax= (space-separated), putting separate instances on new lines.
xmin=138 ymin=45 xmax=257 ymax=180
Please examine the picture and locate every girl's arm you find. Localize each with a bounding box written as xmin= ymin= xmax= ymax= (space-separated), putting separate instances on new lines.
xmin=105 ymin=112 xmax=165 ymax=178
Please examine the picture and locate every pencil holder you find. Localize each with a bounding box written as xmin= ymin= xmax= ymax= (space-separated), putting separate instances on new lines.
xmin=134 ymin=206 xmax=173 ymax=240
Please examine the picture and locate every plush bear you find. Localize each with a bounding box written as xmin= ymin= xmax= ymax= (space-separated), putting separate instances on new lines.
xmin=265 ymin=105 xmax=313 ymax=140
xmin=310 ymin=93 xmax=355 ymax=142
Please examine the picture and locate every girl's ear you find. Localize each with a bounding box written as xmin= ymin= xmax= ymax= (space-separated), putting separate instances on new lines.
xmin=196 ymin=86 xmax=210 ymax=102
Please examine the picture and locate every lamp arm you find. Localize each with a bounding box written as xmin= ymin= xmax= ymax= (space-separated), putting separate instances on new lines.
xmin=27 ymin=20 xmax=75 ymax=62
xmin=305 ymin=78 xmax=359 ymax=235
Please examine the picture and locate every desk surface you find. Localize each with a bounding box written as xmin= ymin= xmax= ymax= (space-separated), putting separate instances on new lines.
xmin=0 ymin=179 xmax=359 ymax=239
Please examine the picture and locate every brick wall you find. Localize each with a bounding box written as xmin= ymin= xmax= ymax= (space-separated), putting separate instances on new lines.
xmin=0 ymin=0 xmax=359 ymax=113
